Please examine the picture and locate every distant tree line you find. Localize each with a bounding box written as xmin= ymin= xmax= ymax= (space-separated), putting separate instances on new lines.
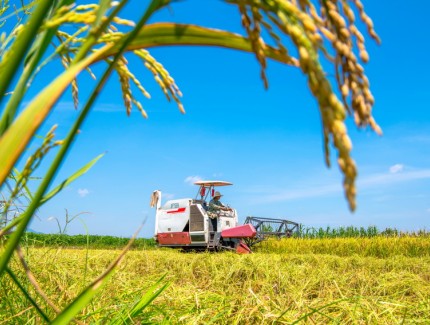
xmin=296 ymin=225 xmax=429 ymax=239
xmin=21 ymin=233 xmax=156 ymax=249
xmin=16 ymin=226 xmax=430 ymax=250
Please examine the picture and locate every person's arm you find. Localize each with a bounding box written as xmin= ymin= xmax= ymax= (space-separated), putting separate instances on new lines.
xmin=209 ymin=199 xmax=232 ymax=212
xmin=217 ymin=202 xmax=232 ymax=211
xmin=209 ymin=200 xmax=220 ymax=211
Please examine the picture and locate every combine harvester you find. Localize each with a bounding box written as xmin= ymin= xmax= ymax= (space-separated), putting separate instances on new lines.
xmin=150 ymin=180 xmax=299 ymax=254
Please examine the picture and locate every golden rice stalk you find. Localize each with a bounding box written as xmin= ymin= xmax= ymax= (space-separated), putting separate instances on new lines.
xmin=113 ymin=56 xmax=133 ymax=116
xmin=131 ymin=97 xmax=148 ymax=119
xmin=244 ymin=0 xmax=360 ymax=210
xmin=111 ymin=55 xmax=149 ymax=117
xmin=85 ymin=66 xmax=96 ymax=80
xmin=3 ymin=126 xmax=60 ymax=214
xmin=125 ymin=69 xmax=151 ymax=100
xmin=238 ymin=4 xmax=269 ymax=88
xmin=351 ymin=0 xmax=381 ymax=44
xmin=59 ymin=53 xmax=79 ymax=109
xmin=112 ymin=17 xmax=136 ymax=27
xmin=45 ymin=3 xmax=134 ymax=29
xmin=134 ymin=49 xmax=184 ymax=113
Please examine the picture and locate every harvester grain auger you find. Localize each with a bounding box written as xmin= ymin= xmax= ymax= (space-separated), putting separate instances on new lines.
xmin=150 ymin=181 xmax=299 ymax=254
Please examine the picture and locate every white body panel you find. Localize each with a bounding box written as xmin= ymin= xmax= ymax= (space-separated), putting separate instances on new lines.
xmin=218 ymin=210 xmax=239 ymax=231
xmin=153 ymin=190 xmax=239 ymax=244
xmin=157 ymin=198 xmax=192 ymax=233
xmin=156 ymin=199 xmax=238 ymax=234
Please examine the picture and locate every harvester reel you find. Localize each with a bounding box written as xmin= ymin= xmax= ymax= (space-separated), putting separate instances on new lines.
xmin=244 ymin=217 xmax=300 ymax=247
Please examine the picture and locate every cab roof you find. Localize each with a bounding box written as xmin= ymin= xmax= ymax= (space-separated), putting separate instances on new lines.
xmin=194 ymin=180 xmax=233 ymax=187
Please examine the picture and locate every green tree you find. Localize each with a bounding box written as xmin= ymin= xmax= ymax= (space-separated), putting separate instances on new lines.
xmin=0 ymin=0 xmax=380 ymax=322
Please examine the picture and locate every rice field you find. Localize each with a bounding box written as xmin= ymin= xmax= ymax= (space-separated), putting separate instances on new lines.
xmin=1 ymin=237 xmax=430 ymax=324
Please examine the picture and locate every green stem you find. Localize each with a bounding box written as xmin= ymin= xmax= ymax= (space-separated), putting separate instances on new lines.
xmin=6 ymin=267 xmax=50 ymax=322
xmin=0 ymin=0 xmax=52 ymax=108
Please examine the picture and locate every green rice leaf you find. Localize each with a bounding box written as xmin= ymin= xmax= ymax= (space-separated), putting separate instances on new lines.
xmin=23 ymin=0 xmax=74 ymax=67
xmin=121 ymin=274 xmax=169 ymax=323
xmin=110 ymin=275 xmax=169 ymax=324
xmin=0 ymin=0 xmax=52 ymax=107
xmin=93 ymin=0 xmax=111 ymax=28
xmin=5 ymin=267 xmax=50 ymax=322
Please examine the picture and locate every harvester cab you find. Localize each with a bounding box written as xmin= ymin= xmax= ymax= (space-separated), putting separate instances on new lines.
xmin=150 ymin=180 xmax=256 ymax=253
xmin=194 ymin=180 xmax=237 ymax=230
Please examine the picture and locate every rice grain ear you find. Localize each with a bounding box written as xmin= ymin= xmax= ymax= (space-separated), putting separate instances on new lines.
xmin=238 ymin=4 xmax=269 ymax=89
xmin=134 ymin=48 xmax=184 ymax=114
xmin=2 ymin=126 xmax=59 ymax=215
xmin=113 ymin=56 xmax=133 ymax=115
xmin=229 ymin=0 xmax=381 ymax=210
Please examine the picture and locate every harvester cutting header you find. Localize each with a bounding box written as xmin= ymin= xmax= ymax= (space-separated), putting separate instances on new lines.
xmin=150 ymin=180 xmax=299 ymax=254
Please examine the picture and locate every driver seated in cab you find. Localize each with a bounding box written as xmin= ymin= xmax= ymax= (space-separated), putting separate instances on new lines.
xmin=209 ymin=191 xmax=232 ymax=214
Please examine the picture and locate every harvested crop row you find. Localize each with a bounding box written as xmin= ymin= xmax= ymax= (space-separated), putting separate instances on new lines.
xmin=1 ymin=239 xmax=429 ymax=324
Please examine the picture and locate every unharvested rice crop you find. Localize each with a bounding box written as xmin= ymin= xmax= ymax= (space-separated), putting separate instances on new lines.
xmin=1 ymin=237 xmax=429 ymax=324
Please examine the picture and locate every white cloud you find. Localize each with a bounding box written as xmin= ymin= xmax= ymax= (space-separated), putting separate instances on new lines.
xmin=251 ymin=168 xmax=430 ymax=204
xmin=360 ymin=169 xmax=430 ymax=187
xmin=389 ymin=164 xmax=404 ymax=174
xmin=184 ymin=176 xmax=202 ymax=185
xmin=77 ymin=188 xmax=90 ymax=197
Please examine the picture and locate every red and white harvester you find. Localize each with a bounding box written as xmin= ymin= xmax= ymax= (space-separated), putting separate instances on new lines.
xmin=150 ymin=180 xmax=299 ymax=254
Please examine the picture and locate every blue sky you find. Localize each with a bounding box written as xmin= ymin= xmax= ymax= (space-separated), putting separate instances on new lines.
xmin=15 ymin=0 xmax=430 ymax=237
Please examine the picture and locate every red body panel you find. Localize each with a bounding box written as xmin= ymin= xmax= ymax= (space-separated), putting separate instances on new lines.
xmin=221 ymin=224 xmax=257 ymax=238
xmin=157 ymin=232 xmax=191 ymax=245
xmin=166 ymin=207 xmax=186 ymax=214
xmin=236 ymin=241 xmax=252 ymax=254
